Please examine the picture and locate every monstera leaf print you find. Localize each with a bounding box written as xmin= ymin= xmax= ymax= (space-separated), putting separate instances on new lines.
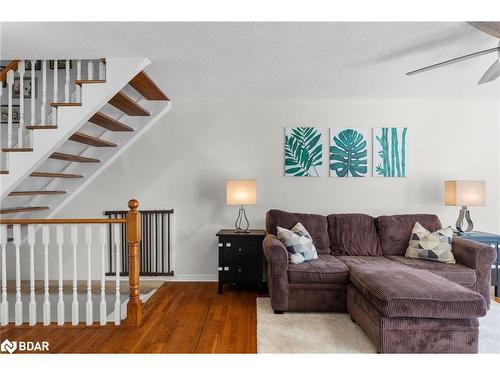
xmin=330 ymin=129 xmax=368 ymax=177
xmin=284 ymin=127 xmax=323 ymax=176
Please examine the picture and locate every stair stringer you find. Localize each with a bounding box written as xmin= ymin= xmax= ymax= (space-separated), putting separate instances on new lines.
xmin=0 ymin=58 xmax=151 ymax=200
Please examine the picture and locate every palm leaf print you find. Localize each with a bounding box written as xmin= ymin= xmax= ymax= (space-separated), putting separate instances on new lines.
xmin=330 ymin=129 xmax=368 ymax=177
xmin=285 ymin=127 xmax=322 ymax=176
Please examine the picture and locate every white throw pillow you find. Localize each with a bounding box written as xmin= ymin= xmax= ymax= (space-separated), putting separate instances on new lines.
xmin=405 ymin=222 xmax=455 ymax=263
xmin=277 ymin=222 xmax=319 ymax=264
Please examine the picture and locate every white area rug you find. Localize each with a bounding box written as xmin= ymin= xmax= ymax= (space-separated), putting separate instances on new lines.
xmin=257 ymin=298 xmax=500 ymax=353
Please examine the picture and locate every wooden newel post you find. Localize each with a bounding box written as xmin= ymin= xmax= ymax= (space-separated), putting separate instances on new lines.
xmin=126 ymin=199 xmax=142 ymax=326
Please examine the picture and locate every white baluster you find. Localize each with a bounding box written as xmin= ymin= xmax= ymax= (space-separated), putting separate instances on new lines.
xmin=28 ymin=225 xmax=36 ymax=326
xmin=64 ymin=59 xmax=70 ymax=103
xmin=76 ymin=60 xmax=82 ymax=102
xmin=13 ymin=224 xmax=22 ymax=325
xmin=53 ymin=59 xmax=58 ymax=103
xmin=41 ymin=60 xmax=47 ymax=125
xmin=99 ymin=225 xmax=107 ymax=325
xmin=17 ymin=61 xmax=25 ymax=148
xmin=27 ymin=60 xmax=37 ymax=147
xmin=71 ymin=226 xmax=79 ymax=325
xmin=42 ymin=225 xmax=50 ymax=325
xmin=87 ymin=61 xmax=94 ymax=80
xmin=114 ymin=224 xmax=121 ymax=325
xmin=6 ymin=70 xmax=14 ymax=148
xmin=0 ymin=225 xmax=8 ymax=326
xmin=30 ymin=60 xmax=36 ymax=126
xmin=85 ymin=225 xmax=93 ymax=325
xmin=57 ymin=225 xmax=65 ymax=325
xmin=99 ymin=59 xmax=105 ymax=80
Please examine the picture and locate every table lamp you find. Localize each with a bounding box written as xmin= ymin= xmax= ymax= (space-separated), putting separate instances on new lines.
xmin=226 ymin=179 xmax=256 ymax=233
xmin=444 ymin=180 xmax=486 ymax=233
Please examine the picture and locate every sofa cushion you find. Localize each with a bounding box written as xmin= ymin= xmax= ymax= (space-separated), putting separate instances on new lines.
xmin=376 ymin=214 xmax=442 ymax=255
xmin=385 ymin=255 xmax=476 ymax=286
xmin=336 ymin=255 xmax=395 ymax=268
xmin=288 ymin=255 xmax=349 ymax=284
xmin=327 ymin=214 xmax=381 ymax=256
xmin=348 ymin=264 xmax=486 ymax=318
xmin=266 ymin=209 xmax=330 ymax=255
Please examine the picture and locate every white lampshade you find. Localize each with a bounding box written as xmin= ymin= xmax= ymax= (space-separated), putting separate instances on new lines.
xmin=226 ymin=180 xmax=256 ymax=206
xmin=444 ymin=180 xmax=486 ymax=207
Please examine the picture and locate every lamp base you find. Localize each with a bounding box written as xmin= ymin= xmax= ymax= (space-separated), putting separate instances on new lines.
xmin=234 ymin=229 xmax=250 ymax=234
xmin=234 ymin=205 xmax=250 ymax=233
xmin=455 ymin=206 xmax=474 ymax=233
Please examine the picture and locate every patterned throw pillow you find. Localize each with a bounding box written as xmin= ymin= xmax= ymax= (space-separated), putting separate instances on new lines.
xmin=405 ymin=222 xmax=455 ymax=263
xmin=277 ymin=222 xmax=319 ymax=264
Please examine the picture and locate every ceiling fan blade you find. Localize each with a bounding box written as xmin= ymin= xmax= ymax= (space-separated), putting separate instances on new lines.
xmin=478 ymin=59 xmax=500 ymax=84
xmin=406 ymin=47 xmax=499 ymax=76
xmin=469 ymin=22 xmax=500 ymax=39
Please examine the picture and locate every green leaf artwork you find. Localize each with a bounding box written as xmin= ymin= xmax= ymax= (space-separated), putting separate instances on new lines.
xmin=284 ymin=127 xmax=323 ymax=176
xmin=329 ymin=128 xmax=369 ymax=177
xmin=373 ymin=127 xmax=409 ymax=177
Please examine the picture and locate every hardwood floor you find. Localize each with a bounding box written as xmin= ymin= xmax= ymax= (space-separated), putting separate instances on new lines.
xmin=0 ymin=282 xmax=257 ymax=354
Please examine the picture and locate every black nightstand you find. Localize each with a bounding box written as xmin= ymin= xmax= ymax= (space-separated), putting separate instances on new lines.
xmin=216 ymin=229 xmax=266 ymax=294
xmin=454 ymin=231 xmax=500 ymax=299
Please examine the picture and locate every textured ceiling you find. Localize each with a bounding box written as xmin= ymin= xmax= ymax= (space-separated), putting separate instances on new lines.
xmin=1 ymin=22 xmax=499 ymax=98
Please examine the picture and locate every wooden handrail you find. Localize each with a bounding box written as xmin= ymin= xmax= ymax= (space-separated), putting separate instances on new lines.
xmin=0 ymin=218 xmax=127 ymax=224
xmin=0 ymin=219 xmax=127 ymax=225
xmin=0 ymin=60 xmax=19 ymax=82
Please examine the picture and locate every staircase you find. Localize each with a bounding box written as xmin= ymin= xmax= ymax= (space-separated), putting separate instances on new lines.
xmin=0 ymin=58 xmax=171 ymax=218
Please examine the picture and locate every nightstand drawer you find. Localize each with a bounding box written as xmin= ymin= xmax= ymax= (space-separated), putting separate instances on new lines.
xmin=219 ymin=260 xmax=259 ymax=281
xmin=220 ymin=239 xmax=260 ymax=259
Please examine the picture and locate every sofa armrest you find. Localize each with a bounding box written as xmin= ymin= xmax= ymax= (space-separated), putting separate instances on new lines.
xmin=263 ymin=234 xmax=289 ymax=311
xmin=452 ymin=237 xmax=497 ymax=308
xmin=263 ymin=234 xmax=289 ymax=266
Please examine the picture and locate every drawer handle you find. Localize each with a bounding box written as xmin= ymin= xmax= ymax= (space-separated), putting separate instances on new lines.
xmin=226 ymin=243 xmax=231 ymax=247
xmin=238 ymin=248 xmax=243 ymax=252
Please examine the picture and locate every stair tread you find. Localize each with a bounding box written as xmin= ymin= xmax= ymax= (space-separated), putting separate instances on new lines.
xmin=88 ymin=112 xmax=133 ymax=132
xmin=75 ymin=79 xmax=106 ymax=85
xmin=26 ymin=125 xmax=57 ymax=130
xmin=49 ymin=152 xmax=100 ymax=163
xmin=30 ymin=171 xmax=83 ymax=178
xmin=129 ymin=71 xmax=169 ymax=101
xmin=9 ymin=190 xmax=66 ymax=196
xmin=50 ymin=102 xmax=82 ymax=108
xmin=108 ymin=91 xmax=150 ymax=116
xmin=0 ymin=206 xmax=49 ymax=215
xmin=2 ymin=148 xmax=33 ymax=152
xmin=69 ymin=132 xmax=117 ymax=147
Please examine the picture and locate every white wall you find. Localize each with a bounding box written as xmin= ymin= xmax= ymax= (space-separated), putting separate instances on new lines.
xmin=7 ymin=99 xmax=497 ymax=280
xmin=40 ymin=98 xmax=496 ymax=281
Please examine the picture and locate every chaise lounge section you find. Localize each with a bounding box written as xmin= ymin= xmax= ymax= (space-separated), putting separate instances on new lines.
xmin=263 ymin=210 xmax=497 ymax=353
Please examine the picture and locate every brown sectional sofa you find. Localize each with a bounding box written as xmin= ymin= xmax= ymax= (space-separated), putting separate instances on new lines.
xmin=263 ymin=210 xmax=497 ymax=353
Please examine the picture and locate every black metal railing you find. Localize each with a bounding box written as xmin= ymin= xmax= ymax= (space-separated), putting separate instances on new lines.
xmin=104 ymin=209 xmax=174 ymax=276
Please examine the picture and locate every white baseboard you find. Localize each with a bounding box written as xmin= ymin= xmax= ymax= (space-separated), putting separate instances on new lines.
xmin=140 ymin=275 xmax=218 ymax=282
xmin=104 ymin=275 xmax=218 ymax=282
